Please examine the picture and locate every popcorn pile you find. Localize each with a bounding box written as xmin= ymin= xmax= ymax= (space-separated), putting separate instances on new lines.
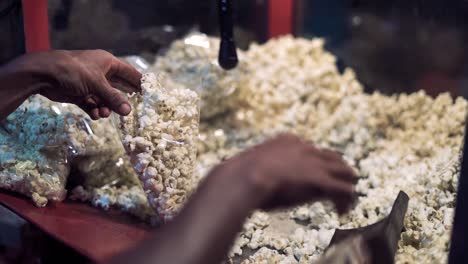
xmin=0 ymin=96 xmax=70 ymax=207
xmin=119 ymin=73 xmax=199 ymax=223
xmin=236 ymin=37 xmax=347 ymax=122
xmin=152 ymin=33 xmax=247 ymax=120
xmin=0 ymin=95 xmax=146 ymax=221
xmin=186 ymin=36 xmax=466 ymax=263
xmin=70 ymin=185 xmax=154 ymax=223
xmin=1 ymin=33 xmax=466 ymax=263
xmin=69 ymin=149 xmax=156 ymax=222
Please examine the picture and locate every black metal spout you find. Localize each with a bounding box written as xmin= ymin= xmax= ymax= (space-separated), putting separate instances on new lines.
xmin=327 ymin=191 xmax=410 ymax=264
xmin=218 ymin=0 xmax=238 ymax=70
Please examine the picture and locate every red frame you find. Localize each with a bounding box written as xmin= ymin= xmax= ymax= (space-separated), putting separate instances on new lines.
xmin=268 ymin=0 xmax=294 ymax=39
xmin=22 ymin=0 xmax=50 ymax=52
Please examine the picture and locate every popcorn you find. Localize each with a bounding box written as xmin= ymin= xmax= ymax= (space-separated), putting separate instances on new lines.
xmin=152 ymin=33 xmax=247 ymax=119
xmin=222 ymin=88 xmax=464 ymax=262
xmin=241 ymin=247 xmax=297 ymax=264
xmin=0 ymin=96 xmax=71 ymax=206
xmin=0 ymin=95 xmax=142 ymax=210
xmin=1 ymin=34 xmax=466 ymax=263
xmin=119 ymin=73 xmax=199 ymax=223
xmin=70 ymin=185 xmax=155 ymax=223
xmin=76 ymin=152 xmax=139 ymax=189
xmin=189 ymin=36 xmax=466 ymax=263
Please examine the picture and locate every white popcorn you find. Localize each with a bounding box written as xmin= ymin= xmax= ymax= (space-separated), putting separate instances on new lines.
xmin=317 ymin=229 xmax=335 ymax=250
xmin=1 ymin=34 xmax=466 ymax=263
xmin=241 ymin=247 xmax=297 ymax=264
xmin=119 ymin=73 xmax=200 ymax=224
xmin=189 ymin=36 xmax=467 ymax=263
xmin=0 ymin=94 xmax=146 ymax=219
xmin=290 ymin=207 xmax=310 ymax=221
xmin=31 ymin=192 xmax=48 ymax=207
xmin=152 ymin=32 xmax=247 ymax=120
xmin=70 ymin=185 xmax=155 ymax=222
xmin=0 ymin=96 xmax=70 ymax=206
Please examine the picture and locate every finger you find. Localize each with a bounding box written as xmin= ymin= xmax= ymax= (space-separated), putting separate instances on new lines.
xmin=335 ymin=199 xmax=351 ymax=215
xmin=85 ymin=95 xmax=99 ymax=108
xmin=319 ymin=148 xmax=344 ymax=161
xmin=84 ymin=95 xmax=107 ymax=119
xmin=95 ymin=81 xmax=132 ymax=116
xmin=260 ymin=186 xmax=321 ymax=210
xmin=325 ymin=162 xmax=358 ymax=184
xmin=333 ymin=198 xmax=347 ymax=215
xmin=77 ymin=97 xmax=98 ymax=120
xmin=302 ymin=144 xmax=321 ymax=156
xmin=90 ymin=107 xmax=100 ymax=120
xmin=309 ymin=170 xmax=355 ymax=198
xmin=109 ymin=78 xmax=139 ymax=94
xmin=99 ymin=107 xmax=111 ymax=118
xmin=333 ymin=192 xmax=357 ymax=215
xmin=301 ymin=156 xmax=356 ymax=185
xmin=109 ymin=58 xmax=142 ymax=91
xmin=283 ymin=179 xmax=354 ymax=213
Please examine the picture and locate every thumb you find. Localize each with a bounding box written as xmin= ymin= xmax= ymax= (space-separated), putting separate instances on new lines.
xmin=96 ymin=79 xmax=132 ymax=116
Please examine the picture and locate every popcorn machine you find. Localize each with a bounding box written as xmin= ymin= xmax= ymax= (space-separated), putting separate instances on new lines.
xmin=1 ymin=1 xmax=468 ymax=263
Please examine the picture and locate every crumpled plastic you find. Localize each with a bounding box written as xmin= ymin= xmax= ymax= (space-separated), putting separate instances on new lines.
xmin=116 ymin=73 xmax=200 ymax=224
xmin=121 ymin=56 xmax=150 ymax=74
xmin=0 ymin=95 xmax=139 ymax=207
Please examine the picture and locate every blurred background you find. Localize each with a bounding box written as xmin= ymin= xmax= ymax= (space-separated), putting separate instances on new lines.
xmin=2 ymin=0 xmax=468 ymax=97
xmin=1 ymin=1 xmax=468 ymax=261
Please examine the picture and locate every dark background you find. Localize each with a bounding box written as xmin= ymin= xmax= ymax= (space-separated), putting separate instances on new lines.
xmin=2 ymin=0 xmax=468 ymax=96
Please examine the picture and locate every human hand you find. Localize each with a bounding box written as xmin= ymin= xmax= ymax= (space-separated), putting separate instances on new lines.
xmin=15 ymin=50 xmax=142 ymax=120
xmin=108 ymin=134 xmax=357 ymax=264
xmin=216 ymin=134 xmax=358 ymax=214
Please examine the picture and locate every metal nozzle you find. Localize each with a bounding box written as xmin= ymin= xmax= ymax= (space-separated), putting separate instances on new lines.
xmin=218 ymin=0 xmax=238 ymax=70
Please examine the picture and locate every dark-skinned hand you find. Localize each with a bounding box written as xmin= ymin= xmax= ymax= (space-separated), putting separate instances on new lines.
xmin=111 ymin=134 xmax=359 ymax=264
xmin=11 ymin=50 xmax=142 ymax=120
xmin=216 ymin=134 xmax=358 ymax=214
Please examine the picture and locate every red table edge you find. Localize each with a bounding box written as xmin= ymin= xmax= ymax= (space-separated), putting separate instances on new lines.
xmin=0 ymin=191 xmax=152 ymax=263
xmin=0 ymin=194 xmax=100 ymax=263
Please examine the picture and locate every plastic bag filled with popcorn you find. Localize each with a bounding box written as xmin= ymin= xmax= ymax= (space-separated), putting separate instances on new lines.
xmin=118 ymin=73 xmax=200 ymax=224
xmin=0 ymin=95 xmax=141 ymax=208
xmin=67 ymin=124 xmax=154 ymax=223
xmin=69 ymin=141 xmax=152 ymax=222
xmin=152 ymin=32 xmax=246 ymax=120
xmin=0 ymin=96 xmax=87 ymax=206
xmin=59 ymin=101 xmax=149 ymax=221
xmin=61 ymin=108 xmax=140 ymax=189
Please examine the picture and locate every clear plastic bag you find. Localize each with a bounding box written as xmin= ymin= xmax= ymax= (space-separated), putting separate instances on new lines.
xmin=152 ymin=31 xmax=246 ymax=120
xmin=0 ymin=96 xmax=82 ymax=206
xmin=0 ymin=95 xmax=141 ymax=208
xmin=69 ymin=147 xmax=155 ymax=223
xmin=121 ymin=56 xmax=150 ymax=74
xmin=116 ymin=73 xmax=200 ymax=224
xmin=59 ymin=104 xmax=152 ymax=222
